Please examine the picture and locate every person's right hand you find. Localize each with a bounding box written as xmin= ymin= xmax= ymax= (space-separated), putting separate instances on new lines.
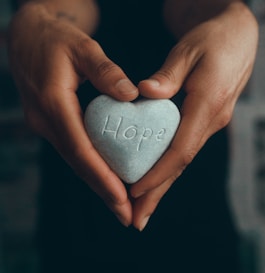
xmin=8 ymin=2 xmax=139 ymax=227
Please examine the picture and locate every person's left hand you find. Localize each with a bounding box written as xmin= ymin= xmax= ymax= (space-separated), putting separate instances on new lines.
xmin=130 ymin=2 xmax=258 ymax=231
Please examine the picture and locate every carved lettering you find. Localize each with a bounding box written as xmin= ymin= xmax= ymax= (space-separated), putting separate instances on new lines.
xmin=101 ymin=115 xmax=167 ymax=151
xmin=156 ymin=128 xmax=166 ymax=141
xmin=137 ymin=128 xmax=153 ymax=151
xmin=102 ymin=115 xmax=122 ymax=139
xmin=123 ymin=126 xmax=137 ymax=139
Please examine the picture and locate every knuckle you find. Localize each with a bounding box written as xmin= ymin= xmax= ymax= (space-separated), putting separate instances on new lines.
xmin=103 ymin=191 xmax=127 ymax=207
xmin=73 ymin=38 xmax=123 ymax=82
xmin=170 ymin=144 xmax=196 ymax=172
xmin=180 ymin=150 xmax=196 ymax=170
xmin=168 ymin=173 xmax=180 ymax=185
xmin=171 ymin=40 xmax=197 ymax=60
xmin=217 ymin=109 xmax=233 ymax=129
xmin=208 ymin=88 xmax=233 ymax=122
xmin=95 ymin=60 xmax=119 ymax=78
xmin=211 ymin=90 xmax=228 ymax=114
xmin=171 ymin=40 xmax=201 ymax=68
xmin=155 ymin=68 xmax=176 ymax=83
xmin=75 ymin=37 xmax=98 ymax=54
xmin=72 ymin=38 xmax=100 ymax=69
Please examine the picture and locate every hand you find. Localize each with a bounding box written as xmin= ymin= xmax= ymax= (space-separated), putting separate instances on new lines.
xmin=130 ymin=2 xmax=258 ymax=230
xmin=8 ymin=2 xmax=139 ymax=227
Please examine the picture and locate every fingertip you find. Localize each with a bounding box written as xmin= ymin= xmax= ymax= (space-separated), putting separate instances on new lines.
xmin=135 ymin=215 xmax=150 ymax=232
xmin=138 ymin=79 xmax=161 ymax=98
xmin=115 ymin=211 xmax=132 ymax=227
xmin=113 ymin=79 xmax=139 ymax=101
xmin=138 ymin=78 xmax=175 ymax=99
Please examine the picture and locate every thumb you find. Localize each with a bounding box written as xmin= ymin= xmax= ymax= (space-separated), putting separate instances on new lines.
xmin=73 ymin=38 xmax=138 ymax=101
xmin=138 ymin=43 xmax=203 ymax=99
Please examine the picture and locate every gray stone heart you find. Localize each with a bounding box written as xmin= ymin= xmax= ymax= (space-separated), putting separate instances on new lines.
xmin=84 ymin=95 xmax=180 ymax=184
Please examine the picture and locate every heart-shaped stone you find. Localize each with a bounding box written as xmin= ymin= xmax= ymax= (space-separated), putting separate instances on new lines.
xmin=84 ymin=95 xmax=180 ymax=184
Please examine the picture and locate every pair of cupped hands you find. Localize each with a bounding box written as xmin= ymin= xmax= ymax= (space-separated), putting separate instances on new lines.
xmin=8 ymin=1 xmax=258 ymax=231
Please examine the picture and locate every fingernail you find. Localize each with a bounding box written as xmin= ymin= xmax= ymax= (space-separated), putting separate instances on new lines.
xmin=115 ymin=79 xmax=138 ymax=95
xmin=144 ymin=79 xmax=160 ymax=88
xmin=138 ymin=216 xmax=150 ymax=232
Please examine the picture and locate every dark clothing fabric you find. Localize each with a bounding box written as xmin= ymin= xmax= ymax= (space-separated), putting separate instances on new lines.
xmin=37 ymin=1 xmax=240 ymax=272
xmin=38 ymin=130 xmax=239 ymax=273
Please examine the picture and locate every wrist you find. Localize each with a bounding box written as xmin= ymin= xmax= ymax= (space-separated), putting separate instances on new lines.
xmin=13 ymin=0 xmax=99 ymax=35
xmin=163 ymin=1 xmax=252 ymax=39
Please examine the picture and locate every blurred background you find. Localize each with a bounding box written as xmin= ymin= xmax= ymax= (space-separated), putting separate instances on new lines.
xmin=0 ymin=0 xmax=265 ymax=272
xmin=0 ymin=1 xmax=40 ymax=272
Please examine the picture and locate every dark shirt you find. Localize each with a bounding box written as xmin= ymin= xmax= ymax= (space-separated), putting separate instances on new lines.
xmin=38 ymin=2 xmax=240 ymax=272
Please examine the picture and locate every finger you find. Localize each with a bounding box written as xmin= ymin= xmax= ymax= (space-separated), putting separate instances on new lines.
xmin=138 ymin=40 xmax=203 ymax=99
xmin=72 ymin=37 xmax=138 ymax=101
xmin=130 ymin=95 xmax=211 ymax=198
xmin=131 ymin=54 xmax=231 ymax=198
xmin=133 ymin=177 xmax=173 ymax=231
xmin=51 ymin=93 xmax=133 ymax=226
xmin=197 ymin=58 xmax=253 ymax=147
xmin=33 ymin=53 xmax=133 ymax=226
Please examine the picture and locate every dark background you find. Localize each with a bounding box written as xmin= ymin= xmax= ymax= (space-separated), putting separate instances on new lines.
xmin=0 ymin=0 xmax=263 ymax=272
xmin=0 ymin=1 xmax=40 ymax=272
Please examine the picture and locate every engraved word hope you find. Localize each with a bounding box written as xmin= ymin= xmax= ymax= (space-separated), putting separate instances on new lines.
xmin=102 ymin=115 xmax=166 ymax=151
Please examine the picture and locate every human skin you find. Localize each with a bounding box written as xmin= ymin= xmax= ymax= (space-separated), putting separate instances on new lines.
xmin=131 ymin=0 xmax=259 ymax=230
xmin=8 ymin=0 xmax=258 ymax=231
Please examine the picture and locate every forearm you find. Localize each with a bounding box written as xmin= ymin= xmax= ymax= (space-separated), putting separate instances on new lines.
xmin=14 ymin=0 xmax=99 ymax=35
xmin=163 ymin=0 xmax=254 ymax=38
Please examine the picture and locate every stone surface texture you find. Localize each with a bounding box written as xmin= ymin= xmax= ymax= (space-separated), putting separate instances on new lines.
xmin=84 ymin=95 xmax=180 ymax=184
